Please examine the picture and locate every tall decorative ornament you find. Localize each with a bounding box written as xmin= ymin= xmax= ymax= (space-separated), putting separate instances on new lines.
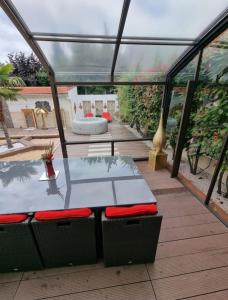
xmin=149 ymin=111 xmax=167 ymax=170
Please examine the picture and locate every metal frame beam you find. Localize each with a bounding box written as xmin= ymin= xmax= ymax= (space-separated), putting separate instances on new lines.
xmin=49 ymin=74 xmax=67 ymax=158
xmin=194 ymin=49 xmax=203 ymax=82
xmin=205 ymin=133 xmax=228 ymax=205
xmin=162 ymin=76 xmax=172 ymax=127
xmin=56 ymin=81 xmax=166 ymax=86
xmin=32 ymin=32 xmax=196 ymax=42
xmin=110 ymin=0 xmax=131 ymax=81
xmin=34 ymin=36 xmax=195 ymax=46
xmin=171 ymin=80 xmax=196 ymax=177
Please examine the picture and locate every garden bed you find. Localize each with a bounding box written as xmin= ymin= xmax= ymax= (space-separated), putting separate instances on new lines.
xmin=167 ymin=147 xmax=228 ymax=222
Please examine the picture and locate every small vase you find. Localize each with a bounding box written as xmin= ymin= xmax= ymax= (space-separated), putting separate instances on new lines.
xmin=44 ymin=160 xmax=55 ymax=178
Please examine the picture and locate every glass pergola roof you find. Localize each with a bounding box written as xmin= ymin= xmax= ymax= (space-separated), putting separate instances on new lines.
xmin=2 ymin=0 xmax=228 ymax=84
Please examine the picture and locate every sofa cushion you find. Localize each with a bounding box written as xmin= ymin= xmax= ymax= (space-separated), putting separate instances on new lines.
xmin=35 ymin=208 xmax=92 ymax=221
xmin=0 ymin=214 xmax=28 ymax=224
xmin=105 ymin=204 xmax=158 ymax=218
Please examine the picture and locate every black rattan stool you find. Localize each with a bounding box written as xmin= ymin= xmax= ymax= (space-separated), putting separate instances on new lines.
xmin=102 ymin=212 xmax=162 ymax=266
xmin=32 ymin=214 xmax=97 ymax=268
xmin=0 ymin=218 xmax=43 ymax=272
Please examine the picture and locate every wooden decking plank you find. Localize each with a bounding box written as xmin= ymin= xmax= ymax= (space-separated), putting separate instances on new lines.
xmin=159 ymin=200 xmax=207 ymax=211
xmin=45 ymin=282 xmax=156 ymax=300
xmin=159 ymin=222 xmax=227 ymax=242
xmin=152 ymin=266 xmax=228 ymax=300
xmin=15 ymin=265 xmax=149 ymax=300
xmin=179 ymin=289 xmax=228 ymax=299
xmin=0 ymin=272 xmax=22 ymax=284
xmin=23 ymin=262 xmax=104 ymax=281
xmin=157 ymin=233 xmax=228 ymax=259
xmin=161 ymin=213 xmax=219 ymax=229
xmin=0 ymin=281 xmax=19 ymax=300
xmin=143 ymin=173 xmax=183 ymax=191
xmin=147 ymin=248 xmax=228 ymax=280
xmin=159 ymin=205 xmax=208 ymax=218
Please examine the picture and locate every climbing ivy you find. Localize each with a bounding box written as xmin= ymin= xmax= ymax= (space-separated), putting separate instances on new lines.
xmin=117 ymin=84 xmax=163 ymax=137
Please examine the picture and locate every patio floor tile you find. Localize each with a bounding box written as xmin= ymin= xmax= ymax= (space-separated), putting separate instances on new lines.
xmin=15 ymin=265 xmax=149 ymax=300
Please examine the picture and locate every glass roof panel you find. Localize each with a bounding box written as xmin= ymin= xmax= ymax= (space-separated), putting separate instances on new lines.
xmin=173 ymin=55 xmax=199 ymax=85
xmin=123 ymin=0 xmax=228 ymax=39
xmin=115 ymin=44 xmax=188 ymax=82
xmin=200 ymin=29 xmax=228 ymax=83
xmin=38 ymin=41 xmax=114 ymax=82
xmin=11 ymin=0 xmax=123 ymax=35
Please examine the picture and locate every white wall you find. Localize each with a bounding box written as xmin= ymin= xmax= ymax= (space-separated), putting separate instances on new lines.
xmin=8 ymin=93 xmax=72 ymax=128
xmin=7 ymin=87 xmax=119 ymax=128
xmin=68 ymin=87 xmax=119 ymax=120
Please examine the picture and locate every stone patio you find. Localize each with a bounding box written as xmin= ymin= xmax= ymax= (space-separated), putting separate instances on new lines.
xmin=1 ymin=163 xmax=228 ymax=300
xmin=0 ymin=121 xmax=151 ymax=159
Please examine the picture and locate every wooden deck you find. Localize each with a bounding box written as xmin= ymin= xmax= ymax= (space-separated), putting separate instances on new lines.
xmin=55 ymin=122 xmax=150 ymax=158
xmin=1 ymin=162 xmax=228 ymax=300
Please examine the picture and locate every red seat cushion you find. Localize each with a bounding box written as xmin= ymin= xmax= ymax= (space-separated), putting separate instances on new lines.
xmin=0 ymin=214 xmax=28 ymax=224
xmin=35 ymin=208 xmax=92 ymax=221
xmin=105 ymin=204 xmax=158 ymax=218
xmin=85 ymin=113 xmax=93 ymax=117
xmin=102 ymin=112 xmax=112 ymax=122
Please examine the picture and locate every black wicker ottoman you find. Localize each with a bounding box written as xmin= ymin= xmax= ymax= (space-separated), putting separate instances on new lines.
xmin=0 ymin=215 xmax=43 ymax=272
xmin=102 ymin=205 xmax=162 ymax=267
xmin=32 ymin=209 xmax=97 ymax=268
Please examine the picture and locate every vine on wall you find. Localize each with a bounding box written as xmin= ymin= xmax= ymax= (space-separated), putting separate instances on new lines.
xmin=116 ymin=84 xmax=163 ymax=137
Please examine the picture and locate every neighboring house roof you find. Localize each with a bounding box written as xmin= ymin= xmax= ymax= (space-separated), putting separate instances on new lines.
xmin=19 ymin=86 xmax=73 ymax=95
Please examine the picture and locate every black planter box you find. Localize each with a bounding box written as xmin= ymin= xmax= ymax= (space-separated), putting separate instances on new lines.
xmin=102 ymin=212 xmax=162 ymax=267
xmin=0 ymin=219 xmax=43 ymax=272
xmin=32 ymin=214 xmax=97 ymax=268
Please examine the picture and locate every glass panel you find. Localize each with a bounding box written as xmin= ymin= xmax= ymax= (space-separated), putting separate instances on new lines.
xmin=67 ymin=156 xmax=140 ymax=180
xmin=178 ymin=83 xmax=228 ymax=208
xmin=124 ymin=0 xmax=228 ymax=39
xmin=208 ymin=148 xmax=228 ymax=214
xmin=38 ymin=41 xmax=114 ymax=82
xmin=166 ymin=86 xmax=187 ymax=165
xmin=200 ymin=30 xmax=228 ymax=84
xmin=116 ymin=83 xmax=164 ymax=139
xmin=174 ymin=54 xmax=199 ymax=85
xmin=115 ymin=44 xmax=188 ymax=82
xmin=12 ymin=0 xmax=123 ymax=35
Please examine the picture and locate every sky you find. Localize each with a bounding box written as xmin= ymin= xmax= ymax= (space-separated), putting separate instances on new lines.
xmin=0 ymin=0 xmax=227 ymax=66
xmin=0 ymin=9 xmax=31 ymax=63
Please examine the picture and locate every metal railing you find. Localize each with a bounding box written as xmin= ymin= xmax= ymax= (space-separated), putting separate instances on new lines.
xmin=65 ymin=137 xmax=152 ymax=160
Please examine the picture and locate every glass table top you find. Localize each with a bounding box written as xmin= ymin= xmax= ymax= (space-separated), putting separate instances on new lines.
xmin=0 ymin=156 xmax=156 ymax=214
